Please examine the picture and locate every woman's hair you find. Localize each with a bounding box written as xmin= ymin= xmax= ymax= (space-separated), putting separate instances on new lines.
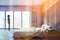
xmin=8 ymin=15 xmax=10 ymax=17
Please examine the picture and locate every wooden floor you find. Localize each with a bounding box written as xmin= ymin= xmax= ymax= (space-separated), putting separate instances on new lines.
xmin=43 ymin=30 xmax=60 ymax=40
xmin=32 ymin=31 xmax=60 ymax=40
xmin=13 ymin=30 xmax=60 ymax=40
xmin=0 ymin=30 xmax=60 ymax=40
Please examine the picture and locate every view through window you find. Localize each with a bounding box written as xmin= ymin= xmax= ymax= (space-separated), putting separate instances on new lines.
xmin=0 ymin=11 xmax=31 ymax=29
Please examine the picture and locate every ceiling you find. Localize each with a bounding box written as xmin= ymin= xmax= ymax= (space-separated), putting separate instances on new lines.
xmin=0 ymin=0 xmax=44 ymax=6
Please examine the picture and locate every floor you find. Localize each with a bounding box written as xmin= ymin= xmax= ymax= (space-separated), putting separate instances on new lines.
xmin=0 ymin=29 xmax=13 ymax=40
xmin=0 ymin=29 xmax=60 ymax=40
xmin=0 ymin=29 xmax=45 ymax=40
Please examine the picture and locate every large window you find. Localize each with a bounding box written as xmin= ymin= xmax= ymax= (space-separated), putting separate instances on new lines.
xmin=0 ymin=11 xmax=5 ymax=28
xmin=22 ymin=11 xmax=31 ymax=28
xmin=0 ymin=11 xmax=31 ymax=29
xmin=14 ymin=11 xmax=21 ymax=28
xmin=6 ymin=11 xmax=13 ymax=28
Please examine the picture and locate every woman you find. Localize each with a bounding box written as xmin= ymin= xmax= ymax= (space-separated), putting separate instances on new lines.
xmin=7 ymin=15 xmax=10 ymax=30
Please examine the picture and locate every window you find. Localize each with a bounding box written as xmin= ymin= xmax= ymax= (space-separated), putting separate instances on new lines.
xmin=14 ymin=11 xmax=21 ymax=28
xmin=0 ymin=11 xmax=5 ymax=28
xmin=0 ymin=11 xmax=31 ymax=29
xmin=22 ymin=11 xmax=31 ymax=28
xmin=6 ymin=11 xmax=13 ymax=28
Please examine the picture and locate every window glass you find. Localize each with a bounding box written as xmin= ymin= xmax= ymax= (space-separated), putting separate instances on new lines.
xmin=22 ymin=11 xmax=31 ymax=28
xmin=6 ymin=11 xmax=13 ymax=28
xmin=14 ymin=11 xmax=21 ymax=28
xmin=0 ymin=11 xmax=5 ymax=28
